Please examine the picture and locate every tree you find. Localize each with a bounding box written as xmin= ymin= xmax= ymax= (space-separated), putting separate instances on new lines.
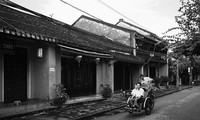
xmin=162 ymin=0 xmax=200 ymax=85
xmin=163 ymin=0 xmax=200 ymax=56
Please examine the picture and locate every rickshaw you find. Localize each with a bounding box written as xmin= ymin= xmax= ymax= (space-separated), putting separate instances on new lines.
xmin=125 ymin=88 xmax=155 ymax=115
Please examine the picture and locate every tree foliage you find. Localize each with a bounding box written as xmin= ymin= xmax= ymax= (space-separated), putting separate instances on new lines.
xmin=163 ymin=0 xmax=200 ymax=56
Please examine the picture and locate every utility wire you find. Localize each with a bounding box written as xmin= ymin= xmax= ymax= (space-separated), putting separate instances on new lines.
xmin=60 ymin=0 xmax=102 ymax=21
xmin=96 ymin=0 xmax=149 ymax=30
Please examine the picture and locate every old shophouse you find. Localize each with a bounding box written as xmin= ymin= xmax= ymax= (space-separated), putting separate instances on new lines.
xmin=73 ymin=15 xmax=168 ymax=92
xmin=0 ymin=1 xmax=168 ymax=104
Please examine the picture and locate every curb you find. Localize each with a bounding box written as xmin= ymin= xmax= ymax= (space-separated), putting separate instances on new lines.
xmin=0 ymin=107 xmax=57 ymax=120
xmin=155 ymin=86 xmax=193 ymax=98
xmin=0 ymin=98 xmax=106 ymax=120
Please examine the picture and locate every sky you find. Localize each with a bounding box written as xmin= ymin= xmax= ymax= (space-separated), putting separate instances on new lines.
xmin=11 ymin=0 xmax=182 ymax=37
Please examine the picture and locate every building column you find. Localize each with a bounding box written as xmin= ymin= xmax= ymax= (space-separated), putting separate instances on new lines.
xmin=139 ymin=65 xmax=144 ymax=75
xmin=106 ymin=60 xmax=116 ymax=93
xmin=96 ymin=60 xmax=107 ymax=94
xmin=48 ymin=46 xmax=57 ymax=99
xmin=130 ymin=32 xmax=136 ymax=56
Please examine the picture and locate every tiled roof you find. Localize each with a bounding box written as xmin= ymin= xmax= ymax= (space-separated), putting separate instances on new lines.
xmin=73 ymin=15 xmax=161 ymax=45
xmin=0 ymin=1 xmax=145 ymax=63
xmin=70 ymin=25 xmax=145 ymax=63
xmin=0 ymin=2 xmax=108 ymax=54
xmin=70 ymin=27 xmax=134 ymax=53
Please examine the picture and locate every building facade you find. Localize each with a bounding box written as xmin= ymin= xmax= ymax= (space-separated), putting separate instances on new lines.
xmin=0 ymin=1 xmax=168 ymax=104
xmin=73 ymin=15 xmax=168 ymax=91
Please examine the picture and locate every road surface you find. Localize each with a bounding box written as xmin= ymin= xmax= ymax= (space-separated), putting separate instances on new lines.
xmin=91 ymin=86 xmax=200 ymax=120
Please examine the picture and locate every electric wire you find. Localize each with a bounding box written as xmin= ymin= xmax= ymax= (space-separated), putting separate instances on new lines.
xmin=60 ymin=0 xmax=102 ymax=21
xmin=96 ymin=0 xmax=149 ymax=30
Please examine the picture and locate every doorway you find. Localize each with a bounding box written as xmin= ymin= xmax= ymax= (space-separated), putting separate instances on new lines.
xmin=61 ymin=57 xmax=96 ymax=97
xmin=150 ymin=66 xmax=156 ymax=78
xmin=4 ymin=47 xmax=27 ymax=103
xmin=114 ymin=62 xmax=131 ymax=91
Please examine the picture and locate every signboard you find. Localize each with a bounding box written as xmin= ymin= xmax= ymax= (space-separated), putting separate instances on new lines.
xmin=0 ymin=40 xmax=15 ymax=53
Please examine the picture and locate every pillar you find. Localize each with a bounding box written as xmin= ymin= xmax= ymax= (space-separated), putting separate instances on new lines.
xmin=106 ymin=60 xmax=116 ymax=93
xmin=48 ymin=46 xmax=57 ymax=99
xmin=130 ymin=32 xmax=136 ymax=56
xmin=139 ymin=65 xmax=144 ymax=76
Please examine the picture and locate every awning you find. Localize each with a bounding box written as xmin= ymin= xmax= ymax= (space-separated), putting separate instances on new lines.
xmin=58 ymin=44 xmax=112 ymax=59
xmin=111 ymin=52 xmax=145 ymax=64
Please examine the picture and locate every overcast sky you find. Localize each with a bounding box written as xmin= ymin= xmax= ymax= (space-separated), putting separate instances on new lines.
xmin=11 ymin=0 xmax=182 ymax=37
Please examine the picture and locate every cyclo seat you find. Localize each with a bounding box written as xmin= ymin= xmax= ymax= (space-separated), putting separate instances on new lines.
xmin=142 ymin=88 xmax=153 ymax=98
xmin=142 ymin=88 xmax=147 ymax=92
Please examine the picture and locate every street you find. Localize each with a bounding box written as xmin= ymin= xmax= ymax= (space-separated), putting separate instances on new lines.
xmin=91 ymin=86 xmax=200 ymax=120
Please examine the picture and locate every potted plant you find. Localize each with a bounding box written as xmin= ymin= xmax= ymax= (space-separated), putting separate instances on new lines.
xmin=160 ymin=76 xmax=171 ymax=89
xmin=101 ymin=84 xmax=112 ymax=98
xmin=51 ymin=84 xmax=69 ymax=106
xmin=152 ymin=77 xmax=163 ymax=89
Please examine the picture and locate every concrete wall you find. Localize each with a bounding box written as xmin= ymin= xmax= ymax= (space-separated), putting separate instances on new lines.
xmin=30 ymin=43 xmax=57 ymax=99
xmin=31 ymin=43 xmax=49 ymax=99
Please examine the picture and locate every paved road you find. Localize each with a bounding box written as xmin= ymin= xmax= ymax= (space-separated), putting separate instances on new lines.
xmin=90 ymin=86 xmax=200 ymax=120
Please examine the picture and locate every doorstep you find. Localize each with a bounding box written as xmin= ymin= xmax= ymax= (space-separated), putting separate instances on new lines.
xmin=0 ymin=94 xmax=105 ymax=119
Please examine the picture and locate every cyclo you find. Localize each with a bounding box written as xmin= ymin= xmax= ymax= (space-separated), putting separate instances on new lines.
xmin=125 ymin=87 xmax=155 ymax=115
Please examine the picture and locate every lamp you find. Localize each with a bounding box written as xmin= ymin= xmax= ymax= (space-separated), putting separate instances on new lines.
xmin=150 ymin=52 xmax=154 ymax=57
xmin=75 ymin=55 xmax=82 ymax=63
xmin=188 ymin=67 xmax=190 ymax=73
xmin=95 ymin=58 xmax=100 ymax=64
xmin=37 ymin=48 xmax=43 ymax=58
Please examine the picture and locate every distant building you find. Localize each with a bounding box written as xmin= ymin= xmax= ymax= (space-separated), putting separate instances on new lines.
xmin=73 ymin=15 xmax=168 ymax=92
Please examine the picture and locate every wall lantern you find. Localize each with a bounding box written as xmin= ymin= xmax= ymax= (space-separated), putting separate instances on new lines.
xmin=188 ymin=67 xmax=190 ymax=73
xmin=75 ymin=55 xmax=82 ymax=63
xmin=37 ymin=48 xmax=43 ymax=58
xmin=150 ymin=52 xmax=154 ymax=57
xmin=95 ymin=58 xmax=100 ymax=64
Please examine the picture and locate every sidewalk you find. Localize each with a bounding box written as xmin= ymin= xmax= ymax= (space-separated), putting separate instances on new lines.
xmin=1 ymin=86 xmax=193 ymax=120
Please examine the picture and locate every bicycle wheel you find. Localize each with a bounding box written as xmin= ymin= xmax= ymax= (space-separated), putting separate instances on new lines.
xmin=145 ymin=98 xmax=152 ymax=115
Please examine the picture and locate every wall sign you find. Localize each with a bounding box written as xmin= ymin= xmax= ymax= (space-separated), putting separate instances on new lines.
xmin=0 ymin=40 xmax=15 ymax=53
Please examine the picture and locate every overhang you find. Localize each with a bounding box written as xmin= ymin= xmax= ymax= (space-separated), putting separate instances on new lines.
xmin=58 ymin=44 xmax=112 ymax=59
